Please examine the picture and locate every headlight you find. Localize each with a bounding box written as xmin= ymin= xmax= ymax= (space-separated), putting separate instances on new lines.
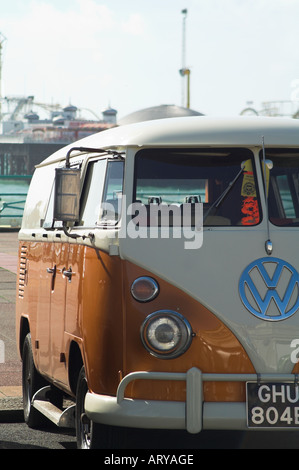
xmin=131 ymin=277 xmax=159 ymax=303
xmin=141 ymin=311 xmax=193 ymax=359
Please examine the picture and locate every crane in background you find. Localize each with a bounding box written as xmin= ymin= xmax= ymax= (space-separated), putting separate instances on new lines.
xmin=2 ymin=95 xmax=61 ymax=121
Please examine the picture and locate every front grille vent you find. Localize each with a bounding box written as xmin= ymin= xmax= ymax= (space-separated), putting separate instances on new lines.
xmin=18 ymin=246 xmax=28 ymax=299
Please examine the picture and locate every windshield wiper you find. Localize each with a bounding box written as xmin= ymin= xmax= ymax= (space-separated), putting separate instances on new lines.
xmin=203 ymin=162 xmax=246 ymax=224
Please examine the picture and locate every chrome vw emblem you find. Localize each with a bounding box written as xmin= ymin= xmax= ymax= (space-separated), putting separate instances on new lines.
xmin=239 ymin=258 xmax=299 ymax=321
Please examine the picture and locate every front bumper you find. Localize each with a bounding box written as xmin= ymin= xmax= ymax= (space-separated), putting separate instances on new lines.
xmin=85 ymin=368 xmax=299 ymax=433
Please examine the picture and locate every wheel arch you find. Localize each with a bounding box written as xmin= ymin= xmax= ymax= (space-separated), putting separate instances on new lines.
xmin=19 ymin=316 xmax=30 ymax=359
xmin=68 ymin=340 xmax=84 ymax=395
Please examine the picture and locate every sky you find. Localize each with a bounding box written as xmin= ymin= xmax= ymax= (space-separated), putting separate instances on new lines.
xmin=1 ymin=0 xmax=299 ymax=121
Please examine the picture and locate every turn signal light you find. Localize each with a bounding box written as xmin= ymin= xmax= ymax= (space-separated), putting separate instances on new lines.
xmin=131 ymin=277 xmax=159 ymax=303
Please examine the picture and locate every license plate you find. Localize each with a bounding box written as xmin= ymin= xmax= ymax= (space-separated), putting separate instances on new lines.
xmin=247 ymin=382 xmax=299 ymax=428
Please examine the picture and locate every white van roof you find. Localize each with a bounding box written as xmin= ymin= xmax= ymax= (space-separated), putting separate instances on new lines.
xmin=38 ymin=116 xmax=299 ymax=167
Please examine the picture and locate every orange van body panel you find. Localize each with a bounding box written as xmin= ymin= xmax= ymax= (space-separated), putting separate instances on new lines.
xmin=16 ymin=240 xmax=255 ymax=403
xmin=122 ymin=261 xmax=255 ymax=402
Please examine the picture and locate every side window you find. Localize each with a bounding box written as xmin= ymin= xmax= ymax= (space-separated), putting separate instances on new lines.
xmin=79 ymin=159 xmax=107 ymax=227
xmin=100 ymin=161 xmax=124 ymax=224
xmin=276 ymin=175 xmax=296 ymax=218
xmin=79 ymin=159 xmax=124 ymax=227
xmin=261 ymin=151 xmax=299 ymax=226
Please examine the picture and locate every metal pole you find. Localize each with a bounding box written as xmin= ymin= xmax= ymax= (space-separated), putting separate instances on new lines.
xmin=182 ymin=9 xmax=187 ymax=70
xmin=186 ymin=69 xmax=190 ymax=109
xmin=179 ymin=10 xmax=191 ymax=109
xmin=181 ymin=9 xmax=187 ymax=107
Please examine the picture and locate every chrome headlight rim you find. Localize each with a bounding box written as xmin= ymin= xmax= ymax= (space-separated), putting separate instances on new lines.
xmin=131 ymin=277 xmax=159 ymax=303
xmin=140 ymin=310 xmax=193 ymax=360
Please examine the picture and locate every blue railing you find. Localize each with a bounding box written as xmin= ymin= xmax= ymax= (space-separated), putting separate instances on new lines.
xmin=0 ymin=176 xmax=31 ymax=228
xmin=0 ymin=193 xmax=27 ymax=216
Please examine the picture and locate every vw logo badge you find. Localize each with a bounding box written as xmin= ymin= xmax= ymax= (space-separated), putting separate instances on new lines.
xmin=239 ymin=258 xmax=299 ymax=321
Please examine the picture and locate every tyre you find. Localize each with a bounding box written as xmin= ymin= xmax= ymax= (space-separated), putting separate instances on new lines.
xmin=75 ymin=366 xmax=125 ymax=449
xmin=22 ymin=333 xmax=48 ymax=428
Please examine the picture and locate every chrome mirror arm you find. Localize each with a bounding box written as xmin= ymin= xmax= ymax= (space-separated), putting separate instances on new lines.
xmin=262 ymin=136 xmax=273 ymax=255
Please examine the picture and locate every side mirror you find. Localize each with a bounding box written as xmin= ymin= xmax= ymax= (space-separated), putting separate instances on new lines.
xmin=53 ymin=167 xmax=80 ymax=223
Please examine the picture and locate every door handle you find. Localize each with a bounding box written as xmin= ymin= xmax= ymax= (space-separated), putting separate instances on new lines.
xmin=47 ymin=267 xmax=56 ymax=274
xmin=62 ymin=267 xmax=73 ymax=283
xmin=47 ymin=265 xmax=57 ymax=291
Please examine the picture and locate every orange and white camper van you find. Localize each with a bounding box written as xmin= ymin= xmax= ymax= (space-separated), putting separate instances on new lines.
xmin=16 ymin=116 xmax=299 ymax=448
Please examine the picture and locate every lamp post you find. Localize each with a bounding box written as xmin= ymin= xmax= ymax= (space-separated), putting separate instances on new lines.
xmin=179 ymin=67 xmax=191 ymax=109
xmin=180 ymin=9 xmax=191 ymax=109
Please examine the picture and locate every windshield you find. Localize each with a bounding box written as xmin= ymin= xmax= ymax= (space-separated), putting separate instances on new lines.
xmin=134 ymin=148 xmax=261 ymax=227
xmin=260 ymin=149 xmax=299 ymax=227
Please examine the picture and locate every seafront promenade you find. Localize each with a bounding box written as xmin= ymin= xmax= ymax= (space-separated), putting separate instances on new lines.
xmin=0 ymin=231 xmax=22 ymax=411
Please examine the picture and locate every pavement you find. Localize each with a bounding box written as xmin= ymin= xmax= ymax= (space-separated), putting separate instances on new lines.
xmin=0 ymin=230 xmax=23 ymax=420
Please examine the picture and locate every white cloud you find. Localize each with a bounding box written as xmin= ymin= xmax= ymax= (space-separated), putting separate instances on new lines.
xmin=121 ymin=13 xmax=146 ymax=36
xmin=1 ymin=1 xmax=121 ymax=109
xmin=7 ymin=0 xmax=114 ymax=53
